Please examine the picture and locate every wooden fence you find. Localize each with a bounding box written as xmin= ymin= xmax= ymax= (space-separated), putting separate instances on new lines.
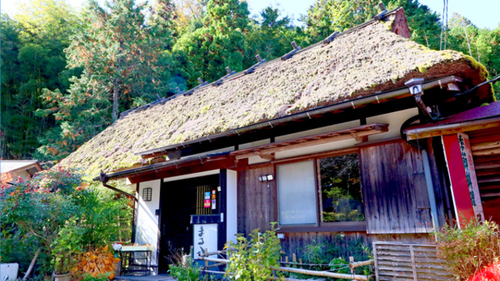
xmin=192 ymin=249 xmax=374 ymax=280
xmin=373 ymin=242 xmax=453 ymax=281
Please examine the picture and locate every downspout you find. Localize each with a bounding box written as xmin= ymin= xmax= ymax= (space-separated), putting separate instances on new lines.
xmin=99 ymin=172 xmax=138 ymax=201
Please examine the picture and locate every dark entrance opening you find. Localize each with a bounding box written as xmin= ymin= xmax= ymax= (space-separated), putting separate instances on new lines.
xmin=158 ymin=174 xmax=220 ymax=273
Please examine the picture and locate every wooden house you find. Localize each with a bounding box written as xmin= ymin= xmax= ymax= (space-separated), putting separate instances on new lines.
xmin=58 ymin=7 xmax=498 ymax=279
xmin=1 ymin=160 xmax=42 ymax=186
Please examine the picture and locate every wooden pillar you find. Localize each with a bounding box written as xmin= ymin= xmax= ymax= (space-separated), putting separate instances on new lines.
xmin=441 ymin=133 xmax=484 ymax=226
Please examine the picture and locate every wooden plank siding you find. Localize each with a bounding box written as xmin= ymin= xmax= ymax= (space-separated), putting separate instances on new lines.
xmin=280 ymin=233 xmax=434 ymax=264
xmin=469 ymin=128 xmax=500 ymax=223
xmin=235 ymin=138 xmax=450 ymax=269
xmin=360 ymin=140 xmax=434 ymax=234
xmin=237 ymin=164 xmax=277 ymax=234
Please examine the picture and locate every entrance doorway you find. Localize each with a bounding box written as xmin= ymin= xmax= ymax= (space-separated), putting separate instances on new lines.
xmin=158 ymin=174 xmax=220 ymax=273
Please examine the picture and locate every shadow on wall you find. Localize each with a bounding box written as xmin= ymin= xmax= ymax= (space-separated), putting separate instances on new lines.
xmin=136 ymin=197 xmax=159 ymax=266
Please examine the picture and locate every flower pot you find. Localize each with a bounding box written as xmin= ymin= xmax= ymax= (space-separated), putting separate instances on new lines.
xmin=52 ymin=272 xmax=72 ymax=281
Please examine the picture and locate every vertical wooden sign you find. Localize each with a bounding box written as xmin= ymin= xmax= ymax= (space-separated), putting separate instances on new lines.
xmin=442 ymin=133 xmax=484 ymax=226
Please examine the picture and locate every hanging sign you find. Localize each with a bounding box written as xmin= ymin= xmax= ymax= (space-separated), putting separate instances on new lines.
xmin=442 ymin=133 xmax=484 ymax=226
xmin=457 ymin=133 xmax=484 ymax=221
xmin=204 ymin=192 xmax=211 ymax=208
xmin=211 ymin=190 xmax=216 ymax=210
xmin=193 ymin=224 xmax=218 ymax=258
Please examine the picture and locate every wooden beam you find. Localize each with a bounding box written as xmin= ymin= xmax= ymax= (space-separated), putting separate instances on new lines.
xmin=475 ymin=162 xmax=500 ymax=170
xmin=476 ymin=168 xmax=500 ymax=176
xmin=481 ymin=192 xmax=500 ymax=198
xmin=479 ymin=185 xmax=500 ymax=191
xmin=469 ymin=133 xmax=500 ymax=144
xmin=473 ymin=147 xmax=500 ymax=156
xmin=472 ymin=140 xmax=500 ymax=151
xmin=233 ymin=124 xmax=388 ymax=160
xmin=406 ymin=118 xmax=500 ymax=140
xmin=258 ymin=153 xmax=275 ymax=160
xmin=127 ymin=157 xmax=247 ymax=184
xmin=478 ymin=176 xmax=500 ymax=184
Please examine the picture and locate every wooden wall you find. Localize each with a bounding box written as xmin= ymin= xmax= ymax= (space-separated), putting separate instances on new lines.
xmin=237 ymin=164 xmax=276 ymax=234
xmin=360 ymin=140 xmax=435 ymax=234
xmin=236 ymin=139 xmax=448 ymax=261
xmin=280 ymin=232 xmax=434 ymax=260
xmin=469 ymin=128 xmax=500 ymax=223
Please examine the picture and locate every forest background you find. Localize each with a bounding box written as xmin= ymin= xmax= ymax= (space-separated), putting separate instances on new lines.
xmin=2 ymin=0 xmax=500 ymax=164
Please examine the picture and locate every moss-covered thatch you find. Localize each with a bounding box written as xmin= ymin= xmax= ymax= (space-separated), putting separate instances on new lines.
xmin=59 ymin=16 xmax=492 ymax=177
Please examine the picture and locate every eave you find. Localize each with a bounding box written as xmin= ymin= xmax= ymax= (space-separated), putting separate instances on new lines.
xmin=137 ymin=76 xmax=463 ymax=160
xmin=404 ymin=102 xmax=500 ymax=140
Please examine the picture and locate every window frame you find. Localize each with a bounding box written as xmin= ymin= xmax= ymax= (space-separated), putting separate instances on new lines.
xmin=275 ymin=149 xmax=366 ymax=233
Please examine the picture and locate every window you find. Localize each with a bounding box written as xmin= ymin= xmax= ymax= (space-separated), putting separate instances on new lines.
xmin=277 ymin=161 xmax=317 ymax=226
xmin=276 ymin=153 xmax=364 ymax=229
xmin=143 ymin=187 xmax=152 ymax=201
xmin=319 ymin=154 xmax=364 ymax=223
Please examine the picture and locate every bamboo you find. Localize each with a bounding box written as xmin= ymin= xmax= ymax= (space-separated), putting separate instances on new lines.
xmin=23 ymin=247 xmax=41 ymax=280
xmin=349 ymin=260 xmax=374 ymax=269
xmin=198 ymin=257 xmax=372 ymax=280
xmin=270 ymin=266 xmax=371 ymax=281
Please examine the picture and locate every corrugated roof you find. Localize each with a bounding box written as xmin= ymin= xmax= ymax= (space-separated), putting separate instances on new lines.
xmin=58 ymin=8 xmax=493 ymax=177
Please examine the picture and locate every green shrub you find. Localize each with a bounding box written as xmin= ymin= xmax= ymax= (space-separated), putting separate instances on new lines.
xmin=168 ymin=258 xmax=201 ymax=281
xmin=0 ymin=168 xmax=132 ymax=279
xmin=225 ymin=223 xmax=283 ymax=281
xmin=435 ymin=219 xmax=500 ymax=280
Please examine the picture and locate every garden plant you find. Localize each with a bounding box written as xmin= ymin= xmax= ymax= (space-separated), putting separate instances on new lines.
xmin=0 ymin=168 xmax=132 ymax=280
xmin=435 ymin=218 xmax=500 ymax=280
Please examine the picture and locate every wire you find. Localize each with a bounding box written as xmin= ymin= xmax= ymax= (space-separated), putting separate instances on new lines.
xmin=456 ymin=74 xmax=500 ymax=97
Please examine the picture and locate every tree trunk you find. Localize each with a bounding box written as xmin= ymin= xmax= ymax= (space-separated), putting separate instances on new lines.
xmin=112 ymin=79 xmax=120 ymax=121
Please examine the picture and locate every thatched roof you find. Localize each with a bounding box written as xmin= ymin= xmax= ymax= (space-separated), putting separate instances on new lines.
xmin=59 ymin=8 xmax=492 ymax=177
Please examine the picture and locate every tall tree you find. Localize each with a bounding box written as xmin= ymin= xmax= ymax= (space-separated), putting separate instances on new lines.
xmin=304 ymin=0 xmax=441 ymax=49
xmin=305 ymin=0 xmax=380 ymax=42
xmin=244 ymin=6 xmax=307 ymax=65
xmin=36 ymin=0 xmax=176 ymax=160
xmin=173 ymin=0 xmax=251 ymax=84
xmin=1 ymin=0 xmax=82 ymax=160
xmin=172 ymin=0 xmax=207 ymax=34
xmin=386 ymin=0 xmax=441 ymax=50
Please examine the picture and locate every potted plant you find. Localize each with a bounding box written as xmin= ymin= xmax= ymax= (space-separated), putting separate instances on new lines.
xmin=112 ymin=242 xmax=123 ymax=276
xmin=51 ymin=219 xmax=83 ymax=281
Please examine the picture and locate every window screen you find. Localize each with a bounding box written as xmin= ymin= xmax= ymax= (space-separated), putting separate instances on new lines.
xmin=143 ymin=187 xmax=152 ymax=201
xmin=277 ymin=160 xmax=317 ymax=225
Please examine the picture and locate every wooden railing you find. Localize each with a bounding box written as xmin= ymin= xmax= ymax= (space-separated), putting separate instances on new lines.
xmin=192 ymin=249 xmax=374 ymax=281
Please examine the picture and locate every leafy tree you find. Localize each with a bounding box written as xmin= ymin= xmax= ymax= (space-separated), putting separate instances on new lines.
xmin=173 ymin=0 xmax=207 ymax=34
xmin=173 ymin=0 xmax=250 ymax=84
xmin=243 ymin=6 xmax=308 ymax=65
xmin=386 ymin=0 xmax=441 ymax=50
xmin=36 ymin=0 xmax=176 ymax=160
xmin=304 ymin=0 xmax=441 ymax=49
xmin=446 ymin=14 xmax=500 ymax=100
xmin=1 ymin=0 xmax=82 ymax=160
xmin=305 ymin=0 xmax=380 ymax=42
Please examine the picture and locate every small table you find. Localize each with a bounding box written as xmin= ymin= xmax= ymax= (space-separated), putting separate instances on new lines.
xmin=119 ymin=245 xmax=154 ymax=276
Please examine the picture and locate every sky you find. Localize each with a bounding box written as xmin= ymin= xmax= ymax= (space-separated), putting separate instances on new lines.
xmin=2 ymin=0 xmax=500 ymax=30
